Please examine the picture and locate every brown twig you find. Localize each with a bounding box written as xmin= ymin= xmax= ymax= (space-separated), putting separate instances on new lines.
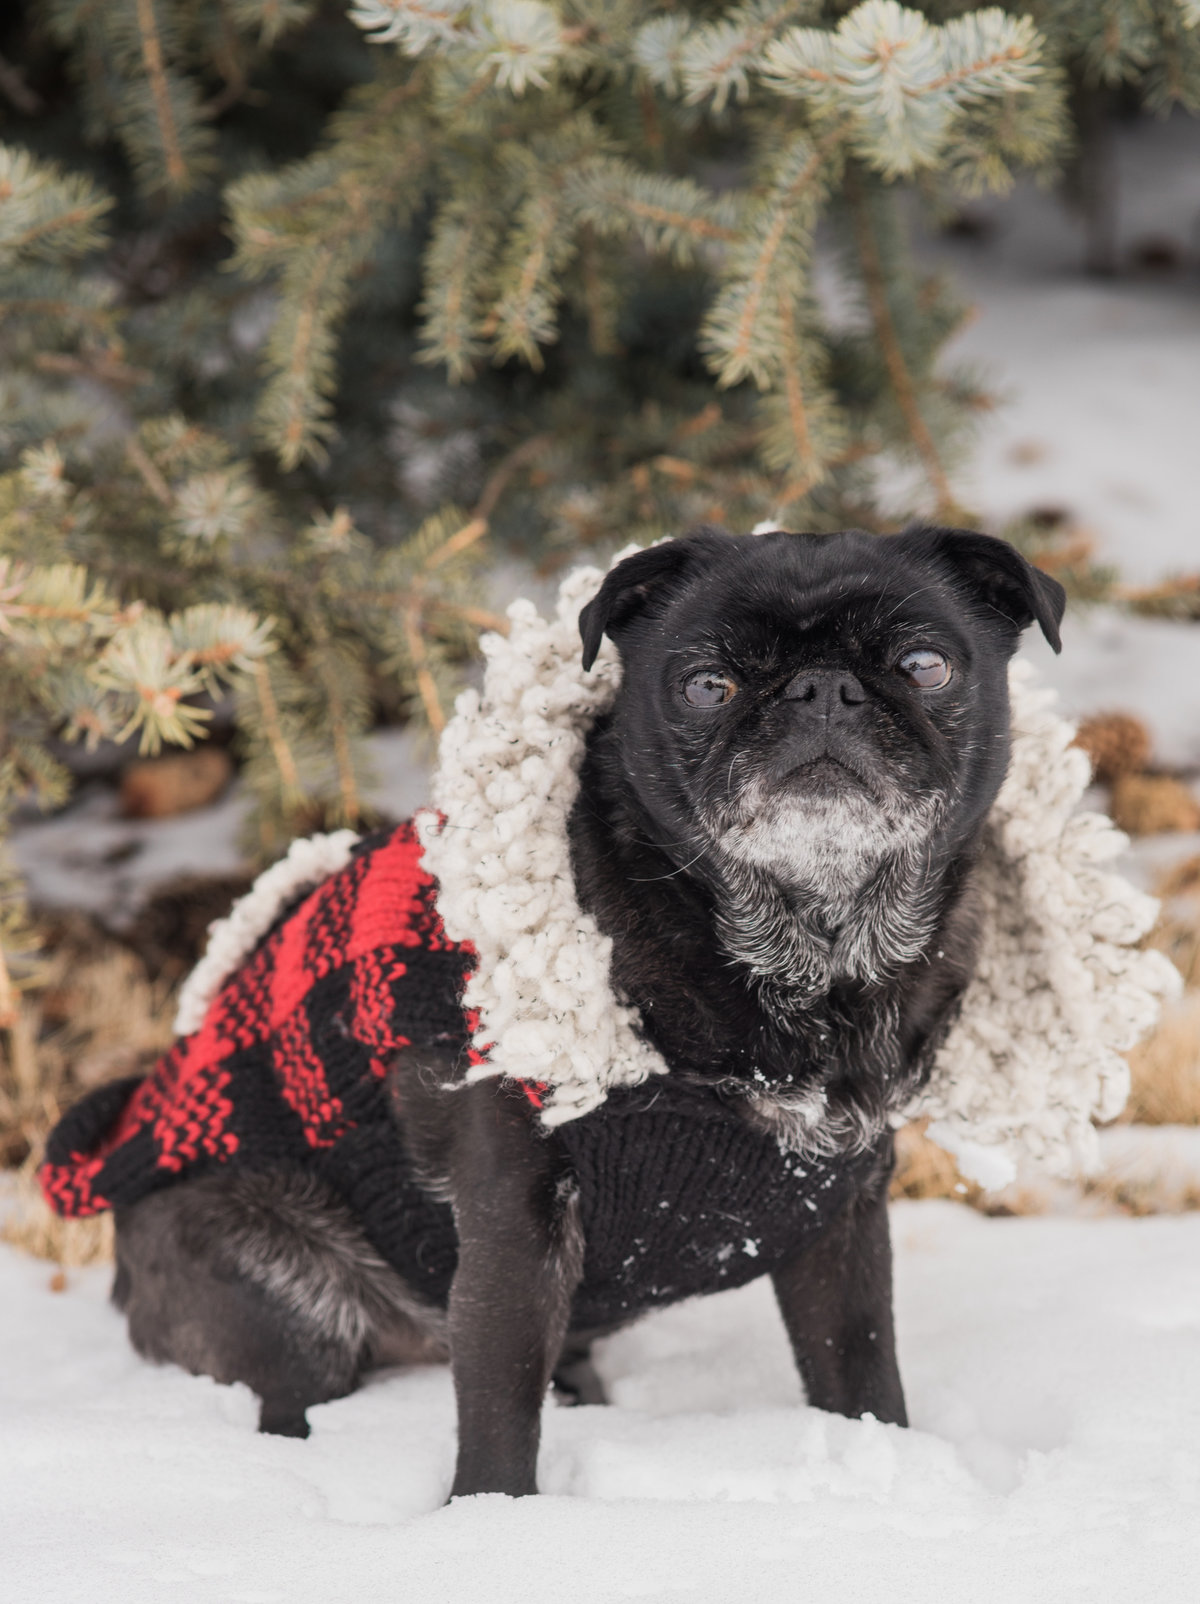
xmin=693 ymin=1 xmax=803 ymax=98
xmin=279 ymin=243 xmax=345 ymax=467
xmin=252 ymin=661 xmax=302 ymax=797
xmin=776 ymin=442 xmax=870 ymax=506
xmin=722 ymin=124 xmax=845 ymax=381
xmin=673 ymin=403 xmax=722 ymax=442
xmin=319 ymin=662 xmax=360 ymax=823
xmin=0 ymin=946 xmax=18 ymax=1031
xmin=777 ymin=295 xmax=816 ymax=478
xmin=845 ymin=169 xmax=955 ymax=519
xmin=135 ymin=0 xmax=189 ymax=191
xmin=618 ymin=198 xmax=737 ymax=244
xmin=402 ymin=596 xmax=446 ymax=736
xmin=652 ymin=455 xmax=698 ymax=484
xmin=0 ymin=299 xmax=115 ymax=330
xmin=199 ymin=0 xmax=249 ymax=119
xmin=431 ymin=600 xmax=510 ymax=635
xmin=422 ymin=518 xmax=488 ymax=574
xmin=34 ymin=351 xmax=151 ymax=387
xmin=489 ymin=193 xmax=558 ymax=368
xmin=472 ymin=432 xmax=553 ymax=526
xmin=125 ymin=438 xmax=173 ymax=507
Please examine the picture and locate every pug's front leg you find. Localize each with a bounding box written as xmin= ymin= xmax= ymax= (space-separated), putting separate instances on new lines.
xmin=447 ymin=1081 xmax=584 ymax=1498
xmin=771 ymin=1150 xmax=907 ymax=1427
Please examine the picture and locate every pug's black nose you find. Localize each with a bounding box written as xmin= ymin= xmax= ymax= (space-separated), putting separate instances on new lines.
xmin=783 ymin=669 xmax=867 ymax=719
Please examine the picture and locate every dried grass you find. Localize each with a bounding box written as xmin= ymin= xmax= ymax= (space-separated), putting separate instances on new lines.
xmin=1 ymin=1148 xmax=114 ymax=1266
xmin=890 ymin=1119 xmax=981 ymax=1204
xmin=0 ymin=922 xmax=176 ymax=1264
xmin=1078 ymin=1166 xmax=1200 ymax=1217
xmin=1123 ymin=991 xmax=1200 ymax=1126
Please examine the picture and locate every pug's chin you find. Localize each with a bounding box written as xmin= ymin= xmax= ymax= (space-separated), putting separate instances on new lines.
xmin=715 ymin=775 xmax=925 ymax=895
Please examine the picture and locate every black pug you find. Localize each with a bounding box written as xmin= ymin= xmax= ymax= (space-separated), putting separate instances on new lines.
xmin=93 ymin=525 xmax=1065 ymax=1497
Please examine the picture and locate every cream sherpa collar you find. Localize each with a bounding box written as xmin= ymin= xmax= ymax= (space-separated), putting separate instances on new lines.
xmin=418 ymin=556 xmax=1180 ymax=1188
xmin=177 ymin=552 xmax=1179 ymax=1190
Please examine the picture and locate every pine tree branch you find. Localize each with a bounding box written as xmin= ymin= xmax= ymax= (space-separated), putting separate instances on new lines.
xmin=198 ymin=0 xmax=252 ymax=117
xmin=0 ymin=944 xmax=20 ymax=1033
xmin=486 ymin=188 xmax=560 ymax=365
xmin=135 ymin=0 xmax=189 ymax=191
xmin=251 ymin=660 xmax=302 ymax=797
xmin=615 ymin=195 xmax=737 ymax=244
xmin=402 ymin=593 xmax=445 ymax=736
xmin=418 ymin=199 xmax=495 ymax=379
xmin=673 ymin=402 xmax=723 ymax=441
xmin=33 ymin=351 xmax=150 ymax=386
xmin=682 ymin=2 xmax=807 ymax=110
xmin=569 ymin=159 xmax=740 ymax=262
xmin=845 ymin=169 xmax=954 ymax=517
xmin=723 ymin=130 xmax=837 ymax=384
xmin=472 ymin=432 xmax=552 ymax=525
xmin=704 ymin=124 xmax=844 ymax=388
xmin=5 ymin=205 xmax=109 ymax=260
xmin=125 ymin=438 xmax=174 ymax=507
xmin=278 ymin=243 xmax=349 ymax=464
xmin=430 ymin=599 xmax=510 ymax=634
xmin=311 ymin=639 xmax=361 ymax=825
xmin=422 ymin=516 xmax=488 ymax=573
xmin=0 ymin=298 xmax=114 ymax=330
xmin=776 ymin=293 xmax=814 ymax=483
xmin=923 ymin=47 xmax=1035 ymax=99
xmin=384 ymin=446 xmax=544 ymax=731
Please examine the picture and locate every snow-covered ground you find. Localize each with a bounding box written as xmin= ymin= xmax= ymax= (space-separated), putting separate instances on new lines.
xmin=5 ymin=1200 xmax=1199 ymax=1603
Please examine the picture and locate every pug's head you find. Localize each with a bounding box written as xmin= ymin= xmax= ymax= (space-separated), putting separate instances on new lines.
xmin=579 ymin=526 xmax=1064 ymax=972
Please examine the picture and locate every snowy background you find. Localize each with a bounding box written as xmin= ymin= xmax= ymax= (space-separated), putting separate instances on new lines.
xmin=6 ymin=114 xmax=1200 ymax=1603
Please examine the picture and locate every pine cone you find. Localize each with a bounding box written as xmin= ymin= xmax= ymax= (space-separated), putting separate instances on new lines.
xmin=120 ymin=746 xmax=233 ymax=819
xmin=1110 ymin=774 xmax=1200 ymax=837
xmin=1073 ymin=712 xmax=1153 ymax=783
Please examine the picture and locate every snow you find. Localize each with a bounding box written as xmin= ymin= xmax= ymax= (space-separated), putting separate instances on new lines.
xmin=4 ymin=1201 xmax=1199 ymax=1602
xmin=1020 ymin=611 xmax=1200 ymax=773
xmin=914 ymin=110 xmax=1200 ymax=773
xmin=921 ymin=109 xmax=1200 ymax=589
xmin=10 ymin=728 xmax=432 ymax=928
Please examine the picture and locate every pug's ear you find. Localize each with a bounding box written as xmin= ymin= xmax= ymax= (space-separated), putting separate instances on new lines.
xmin=579 ymin=530 xmax=728 ymax=671
xmin=904 ymin=525 xmax=1067 ymax=653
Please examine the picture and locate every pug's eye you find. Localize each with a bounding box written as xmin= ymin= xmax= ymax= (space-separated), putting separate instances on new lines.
xmin=897 ymin=649 xmax=951 ymax=690
xmin=683 ymin=671 xmax=737 ymax=707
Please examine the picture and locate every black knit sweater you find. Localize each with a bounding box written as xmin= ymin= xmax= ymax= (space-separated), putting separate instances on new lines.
xmin=42 ymin=822 xmax=875 ymax=1329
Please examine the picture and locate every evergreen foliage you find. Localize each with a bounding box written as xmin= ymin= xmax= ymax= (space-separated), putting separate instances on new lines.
xmin=0 ymin=0 xmax=1195 ymax=1024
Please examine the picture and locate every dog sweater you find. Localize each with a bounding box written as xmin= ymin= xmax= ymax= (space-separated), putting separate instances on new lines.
xmin=41 ymin=821 xmax=875 ymax=1326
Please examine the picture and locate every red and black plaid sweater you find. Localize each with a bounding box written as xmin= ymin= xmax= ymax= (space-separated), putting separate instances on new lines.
xmin=41 ymin=821 xmax=876 ymax=1326
xmin=41 ymin=824 xmax=480 ymax=1303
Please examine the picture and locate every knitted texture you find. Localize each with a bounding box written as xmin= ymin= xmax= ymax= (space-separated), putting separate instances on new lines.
xmin=173 ymin=829 xmax=360 ymax=1035
xmin=418 ymin=559 xmax=664 ymax=1126
xmin=421 ymin=558 xmax=1180 ymax=1185
xmin=913 ymin=666 xmax=1179 ymax=1183
xmin=557 ymin=1080 xmax=879 ymax=1327
xmin=41 ymin=824 xmax=472 ymax=1294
